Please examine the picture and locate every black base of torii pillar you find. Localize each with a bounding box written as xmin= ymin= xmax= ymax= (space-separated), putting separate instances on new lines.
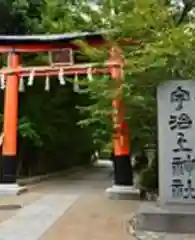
xmin=114 ymin=155 xmax=133 ymax=186
xmin=106 ymin=135 xmax=140 ymax=200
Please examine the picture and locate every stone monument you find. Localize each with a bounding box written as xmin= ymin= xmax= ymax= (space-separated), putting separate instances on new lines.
xmin=130 ymin=80 xmax=195 ymax=239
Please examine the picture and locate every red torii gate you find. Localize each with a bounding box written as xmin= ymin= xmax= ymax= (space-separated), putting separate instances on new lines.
xmin=0 ymin=32 xmax=136 ymax=196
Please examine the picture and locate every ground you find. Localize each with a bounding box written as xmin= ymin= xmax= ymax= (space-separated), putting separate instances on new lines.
xmin=0 ymin=160 xmax=139 ymax=240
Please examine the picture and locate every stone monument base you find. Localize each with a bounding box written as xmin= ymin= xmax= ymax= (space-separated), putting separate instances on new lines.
xmin=0 ymin=184 xmax=27 ymax=196
xmin=128 ymin=202 xmax=195 ymax=239
xmin=105 ymin=185 xmax=140 ymax=200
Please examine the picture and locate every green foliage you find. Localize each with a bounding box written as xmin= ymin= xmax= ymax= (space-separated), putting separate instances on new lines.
xmin=27 ymin=0 xmax=195 ymax=155
xmin=18 ymin=116 xmax=42 ymax=147
xmin=139 ymin=167 xmax=157 ymax=191
xmin=77 ymin=75 xmax=113 ymax=151
xmin=70 ymin=0 xmax=195 ymax=154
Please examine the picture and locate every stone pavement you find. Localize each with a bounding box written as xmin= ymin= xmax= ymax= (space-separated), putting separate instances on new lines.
xmin=0 ymin=160 xmax=139 ymax=240
xmin=40 ymin=193 xmax=138 ymax=240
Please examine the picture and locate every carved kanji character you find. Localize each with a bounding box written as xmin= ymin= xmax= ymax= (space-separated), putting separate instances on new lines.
xmin=169 ymin=113 xmax=192 ymax=130
xmin=170 ymin=86 xmax=190 ymax=111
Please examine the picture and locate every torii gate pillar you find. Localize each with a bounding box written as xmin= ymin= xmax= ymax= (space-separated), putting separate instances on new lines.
xmin=106 ymin=47 xmax=140 ymax=199
xmin=0 ymin=51 xmax=26 ymax=195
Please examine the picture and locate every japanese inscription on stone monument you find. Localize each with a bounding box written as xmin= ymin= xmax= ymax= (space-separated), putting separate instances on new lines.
xmin=158 ymin=81 xmax=195 ymax=203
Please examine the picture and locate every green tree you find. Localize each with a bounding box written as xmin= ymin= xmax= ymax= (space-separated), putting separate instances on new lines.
xmin=69 ymin=0 xmax=195 ymax=154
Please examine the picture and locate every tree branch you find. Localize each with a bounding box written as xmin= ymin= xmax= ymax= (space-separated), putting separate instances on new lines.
xmin=177 ymin=2 xmax=193 ymax=25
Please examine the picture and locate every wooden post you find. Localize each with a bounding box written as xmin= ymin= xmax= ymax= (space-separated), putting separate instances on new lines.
xmin=1 ymin=52 xmax=19 ymax=183
xmin=109 ymin=47 xmax=133 ymax=186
